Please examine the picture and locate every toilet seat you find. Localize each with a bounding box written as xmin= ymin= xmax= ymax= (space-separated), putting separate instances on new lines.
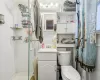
xmin=61 ymin=66 xmax=81 ymax=80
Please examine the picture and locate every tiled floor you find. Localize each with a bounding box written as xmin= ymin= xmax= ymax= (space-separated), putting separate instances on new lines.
xmin=12 ymin=72 xmax=29 ymax=80
xmin=12 ymin=72 xmax=61 ymax=80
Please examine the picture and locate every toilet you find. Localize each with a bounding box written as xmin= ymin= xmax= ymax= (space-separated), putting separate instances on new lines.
xmin=58 ymin=51 xmax=81 ymax=80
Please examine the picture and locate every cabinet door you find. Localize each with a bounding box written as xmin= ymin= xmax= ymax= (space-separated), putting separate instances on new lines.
xmin=66 ymin=23 xmax=76 ymax=33
xmin=57 ymin=24 xmax=67 ymax=33
xmin=57 ymin=23 xmax=76 ymax=34
xmin=38 ymin=61 xmax=57 ymax=80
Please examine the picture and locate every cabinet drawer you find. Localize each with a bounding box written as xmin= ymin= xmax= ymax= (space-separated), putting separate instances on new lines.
xmin=38 ymin=53 xmax=57 ymax=61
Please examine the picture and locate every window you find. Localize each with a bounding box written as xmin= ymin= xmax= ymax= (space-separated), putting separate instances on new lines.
xmin=46 ymin=20 xmax=54 ymax=30
xmin=96 ymin=2 xmax=100 ymax=31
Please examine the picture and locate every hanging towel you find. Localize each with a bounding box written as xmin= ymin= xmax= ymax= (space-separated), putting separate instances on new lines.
xmin=39 ymin=27 xmax=43 ymax=43
xmin=75 ymin=0 xmax=97 ymax=72
xmin=33 ymin=57 xmax=38 ymax=80
xmin=39 ymin=17 xmax=43 ymax=43
xmin=33 ymin=0 xmax=40 ymax=39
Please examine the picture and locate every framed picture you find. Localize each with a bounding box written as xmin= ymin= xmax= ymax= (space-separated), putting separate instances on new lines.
xmin=46 ymin=20 xmax=54 ymax=30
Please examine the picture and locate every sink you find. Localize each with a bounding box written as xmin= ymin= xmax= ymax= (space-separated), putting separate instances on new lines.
xmin=38 ymin=48 xmax=57 ymax=53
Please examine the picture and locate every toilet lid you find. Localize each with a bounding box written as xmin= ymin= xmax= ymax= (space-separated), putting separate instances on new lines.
xmin=61 ymin=66 xmax=81 ymax=80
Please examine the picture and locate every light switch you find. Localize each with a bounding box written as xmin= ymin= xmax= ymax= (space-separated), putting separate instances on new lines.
xmin=0 ymin=14 xmax=4 ymax=24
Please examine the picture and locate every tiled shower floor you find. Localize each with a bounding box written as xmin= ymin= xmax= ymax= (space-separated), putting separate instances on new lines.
xmin=12 ymin=72 xmax=61 ymax=80
xmin=12 ymin=72 xmax=29 ymax=80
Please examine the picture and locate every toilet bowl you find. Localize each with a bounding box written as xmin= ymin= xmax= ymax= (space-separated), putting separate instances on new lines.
xmin=61 ymin=66 xmax=81 ymax=80
xmin=58 ymin=51 xmax=81 ymax=80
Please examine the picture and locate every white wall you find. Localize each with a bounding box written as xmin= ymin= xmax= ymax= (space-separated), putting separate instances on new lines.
xmin=0 ymin=0 xmax=15 ymax=80
xmin=41 ymin=12 xmax=57 ymax=44
xmin=12 ymin=4 xmax=29 ymax=72
xmin=14 ymin=29 xmax=29 ymax=72
xmin=13 ymin=3 xmax=37 ymax=73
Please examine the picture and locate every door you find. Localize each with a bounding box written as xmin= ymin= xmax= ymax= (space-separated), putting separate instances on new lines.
xmin=38 ymin=61 xmax=57 ymax=80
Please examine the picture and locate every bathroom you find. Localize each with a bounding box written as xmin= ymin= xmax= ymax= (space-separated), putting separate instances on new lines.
xmin=0 ymin=0 xmax=100 ymax=80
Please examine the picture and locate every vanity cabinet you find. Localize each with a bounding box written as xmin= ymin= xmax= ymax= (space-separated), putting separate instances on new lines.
xmin=38 ymin=49 xmax=57 ymax=80
xmin=38 ymin=61 xmax=57 ymax=80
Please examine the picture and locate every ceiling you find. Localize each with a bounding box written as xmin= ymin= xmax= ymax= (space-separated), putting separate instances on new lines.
xmin=13 ymin=0 xmax=76 ymax=12
xmin=38 ymin=0 xmax=75 ymax=4
xmin=38 ymin=0 xmax=65 ymax=4
xmin=13 ymin=0 xmax=28 ymax=5
xmin=38 ymin=0 xmax=75 ymax=12
xmin=13 ymin=0 xmax=75 ymax=5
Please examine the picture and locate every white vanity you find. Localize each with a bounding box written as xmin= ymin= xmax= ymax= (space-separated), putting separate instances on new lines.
xmin=38 ymin=49 xmax=57 ymax=80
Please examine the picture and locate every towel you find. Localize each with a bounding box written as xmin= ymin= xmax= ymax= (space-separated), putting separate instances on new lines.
xmin=30 ymin=75 xmax=35 ymax=80
xmin=64 ymin=0 xmax=76 ymax=7
xmin=63 ymin=0 xmax=76 ymax=11
xmin=39 ymin=17 xmax=43 ymax=43
xmin=30 ymin=57 xmax=38 ymax=80
xmin=33 ymin=57 xmax=38 ymax=80
xmin=75 ymin=0 xmax=97 ymax=72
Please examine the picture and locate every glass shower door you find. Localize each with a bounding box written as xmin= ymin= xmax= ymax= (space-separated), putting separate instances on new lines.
xmin=28 ymin=0 xmax=40 ymax=80
xmin=27 ymin=0 xmax=33 ymax=79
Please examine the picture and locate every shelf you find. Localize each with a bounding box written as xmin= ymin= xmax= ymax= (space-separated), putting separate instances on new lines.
xmin=12 ymin=36 xmax=22 ymax=41
xmin=57 ymin=44 xmax=75 ymax=48
xmin=57 ymin=12 xmax=76 ymax=16
xmin=57 ymin=33 xmax=75 ymax=35
xmin=10 ymin=27 xmax=22 ymax=30
xmin=57 ymin=22 xmax=75 ymax=24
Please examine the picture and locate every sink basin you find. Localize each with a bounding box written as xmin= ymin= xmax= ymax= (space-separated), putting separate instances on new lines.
xmin=38 ymin=48 xmax=57 ymax=61
xmin=38 ymin=48 xmax=57 ymax=53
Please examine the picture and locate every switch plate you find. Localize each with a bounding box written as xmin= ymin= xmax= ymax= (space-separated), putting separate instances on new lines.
xmin=0 ymin=14 xmax=4 ymax=24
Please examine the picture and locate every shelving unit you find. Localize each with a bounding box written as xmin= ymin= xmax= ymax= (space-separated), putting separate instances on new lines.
xmin=56 ymin=11 xmax=76 ymax=48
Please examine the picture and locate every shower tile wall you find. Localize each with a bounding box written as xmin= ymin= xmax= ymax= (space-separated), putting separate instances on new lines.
xmin=0 ymin=0 xmax=15 ymax=80
xmin=14 ymin=29 xmax=28 ymax=72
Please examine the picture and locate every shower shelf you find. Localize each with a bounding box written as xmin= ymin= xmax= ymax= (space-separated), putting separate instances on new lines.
xmin=10 ymin=27 xmax=23 ymax=30
xmin=12 ymin=36 xmax=22 ymax=41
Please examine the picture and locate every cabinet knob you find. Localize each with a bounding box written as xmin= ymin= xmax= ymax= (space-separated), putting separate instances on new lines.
xmin=65 ymin=27 xmax=67 ymax=32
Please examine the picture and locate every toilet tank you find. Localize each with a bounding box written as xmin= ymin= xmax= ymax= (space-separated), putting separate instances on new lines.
xmin=58 ymin=51 xmax=71 ymax=66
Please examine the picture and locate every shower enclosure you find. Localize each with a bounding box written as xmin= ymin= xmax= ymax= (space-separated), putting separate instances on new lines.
xmin=0 ymin=0 xmax=40 ymax=80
